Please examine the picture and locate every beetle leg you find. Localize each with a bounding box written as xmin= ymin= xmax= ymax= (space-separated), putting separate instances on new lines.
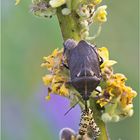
xmin=95 ymin=88 xmax=101 ymax=93
xmin=95 ymin=88 xmax=102 ymax=99
xmin=66 ymin=80 xmax=72 ymax=85
xmin=99 ymin=57 xmax=104 ymax=65
xmin=62 ymin=61 xmax=69 ymax=69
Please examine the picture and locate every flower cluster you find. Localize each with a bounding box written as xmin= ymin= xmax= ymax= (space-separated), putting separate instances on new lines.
xmin=41 ymin=48 xmax=70 ymax=100
xmin=42 ymin=44 xmax=137 ymax=122
xmin=96 ymin=47 xmax=137 ymax=122
xmin=31 ymin=0 xmax=107 ymax=40
xmin=76 ymin=2 xmax=107 ymax=39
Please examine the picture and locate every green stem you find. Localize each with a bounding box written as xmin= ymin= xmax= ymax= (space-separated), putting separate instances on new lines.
xmin=89 ymin=98 xmax=109 ymax=140
xmin=57 ymin=8 xmax=81 ymax=41
xmin=56 ymin=8 xmax=109 ymax=140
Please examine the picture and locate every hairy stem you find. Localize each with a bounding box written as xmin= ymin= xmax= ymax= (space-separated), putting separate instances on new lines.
xmin=56 ymin=7 xmax=109 ymax=140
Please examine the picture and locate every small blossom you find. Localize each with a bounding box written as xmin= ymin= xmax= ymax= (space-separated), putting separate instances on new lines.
xmin=77 ymin=5 xmax=90 ymax=18
xmin=62 ymin=8 xmax=71 ymax=15
xmin=41 ymin=48 xmax=63 ymax=71
xmin=95 ymin=46 xmax=137 ymax=121
xmin=111 ymin=115 xmax=120 ymax=122
xmin=52 ymin=83 xmax=62 ymax=93
xmin=59 ymin=84 xmax=69 ymax=96
xmin=45 ymin=95 xmax=51 ymax=100
xmin=42 ymin=48 xmax=70 ymax=98
xmin=93 ymin=5 xmax=107 ymax=23
xmin=128 ymin=109 xmax=134 ymax=117
xmin=45 ymin=87 xmax=52 ymax=100
xmin=15 ymin=0 xmax=20 ymax=5
xmin=42 ymin=74 xmax=54 ymax=85
xmin=120 ymin=86 xmax=137 ymax=108
xmin=101 ymin=113 xmax=112 ymax=122
xmin=92 ymin=0 xmax=102 ymax=5
xmin=97 ymin=47 xmax=117 ymax=80
xmin=98 ymin=47 xmax=117 ymax=68
xmin=80 ymin=20 xmax=89 ymax=28
xmin=49 ymin=0 xmax=66 ymax=8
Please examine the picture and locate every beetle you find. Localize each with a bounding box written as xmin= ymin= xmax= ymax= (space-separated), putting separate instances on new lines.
xmin=63 ymin=39 xmax=103 ymax=109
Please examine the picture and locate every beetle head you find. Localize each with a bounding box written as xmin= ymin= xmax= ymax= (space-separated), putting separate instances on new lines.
xmin=63 ymin=39 xmax=77 ymax=59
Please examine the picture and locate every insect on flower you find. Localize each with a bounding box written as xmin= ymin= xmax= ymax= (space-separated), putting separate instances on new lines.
xmin=63 ymin=39 xmax=103 ymax=110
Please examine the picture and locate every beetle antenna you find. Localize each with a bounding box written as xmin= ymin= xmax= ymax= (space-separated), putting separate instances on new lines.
xmin=64 ymin=100 xmax=80 ymax=116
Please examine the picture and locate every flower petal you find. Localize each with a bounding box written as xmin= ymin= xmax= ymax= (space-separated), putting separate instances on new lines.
xmin=98 ymin=47 xmax=109 ymax=60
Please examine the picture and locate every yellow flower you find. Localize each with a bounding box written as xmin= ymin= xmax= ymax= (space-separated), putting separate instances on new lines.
xmin=120 ymin=86 xmax=137 ymax=108
xmin=98 ymin=47 xmax=117 ymax=68
xmin=92 ymin=0 xmax=102 ymax=5
xmin=93 ymin=5 xmax=107 ymax=23
xmin=97 ymin=98 xmax=108 ymax=107
xmin=49 ymin=0 xmax=66 ymax=8
xmin=41 ymin=48 xmax=63 ymax=71
xmin=42 ymin=48 xmax=71 ymax=99
xmin=52 ymin=74 xmax=65 ymax=83
xmin=97 ymin=88 xmax=114 ymax=107
xmin=52 ymin=83 xmax=61 ymax=93
xmin=41 ymin=56 xmax=55 ymax=69
xmin=45 ymin=95 xmax=51 ymax=100
xmin=98 ymin=47 xmax=109 ymax=60
xmin=97 ymin=71 xmax=137 ymax=109
xmin=45 ymin=87 xmax=52 ymax=100
xmin=97 ymin=47 xmax=117 ymax=80
xmin=51 ymin=48 xmax=59 ymax=57
xmin=42 ymin=74 xmax=54 ymax=85
xmin=59 ymin=84 xmax=69 ymax=96
xmin=15 ymin=0 xmax=20 ymax=5
xmin=50 ymin=74 xmax=67 ymax=93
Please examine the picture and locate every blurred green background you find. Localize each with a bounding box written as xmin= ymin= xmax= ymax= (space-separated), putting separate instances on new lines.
xmin=1 ymin=0 xmax=139 ymax=140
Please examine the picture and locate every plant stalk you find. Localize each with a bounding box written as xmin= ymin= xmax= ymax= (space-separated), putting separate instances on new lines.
xmin=56 ymin=7 xmax=109 ymax=140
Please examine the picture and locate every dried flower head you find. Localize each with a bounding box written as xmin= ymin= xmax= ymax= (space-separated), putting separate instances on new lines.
xmin=31 ymin=0 xmax=56 ymax=18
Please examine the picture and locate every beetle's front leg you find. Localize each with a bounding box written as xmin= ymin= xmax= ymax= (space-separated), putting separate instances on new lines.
xmin=94 ymin=88 xmax=102 ymax=99
xmin=99 ymin=56 xmax=104 ymax=65
xmin=62 ymin=61 xmax=69 ymax=69
xmin=95 ymin=88 xmax=101 ymax=94
xmin=66 ymin=80 xmax=72 ymax=85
